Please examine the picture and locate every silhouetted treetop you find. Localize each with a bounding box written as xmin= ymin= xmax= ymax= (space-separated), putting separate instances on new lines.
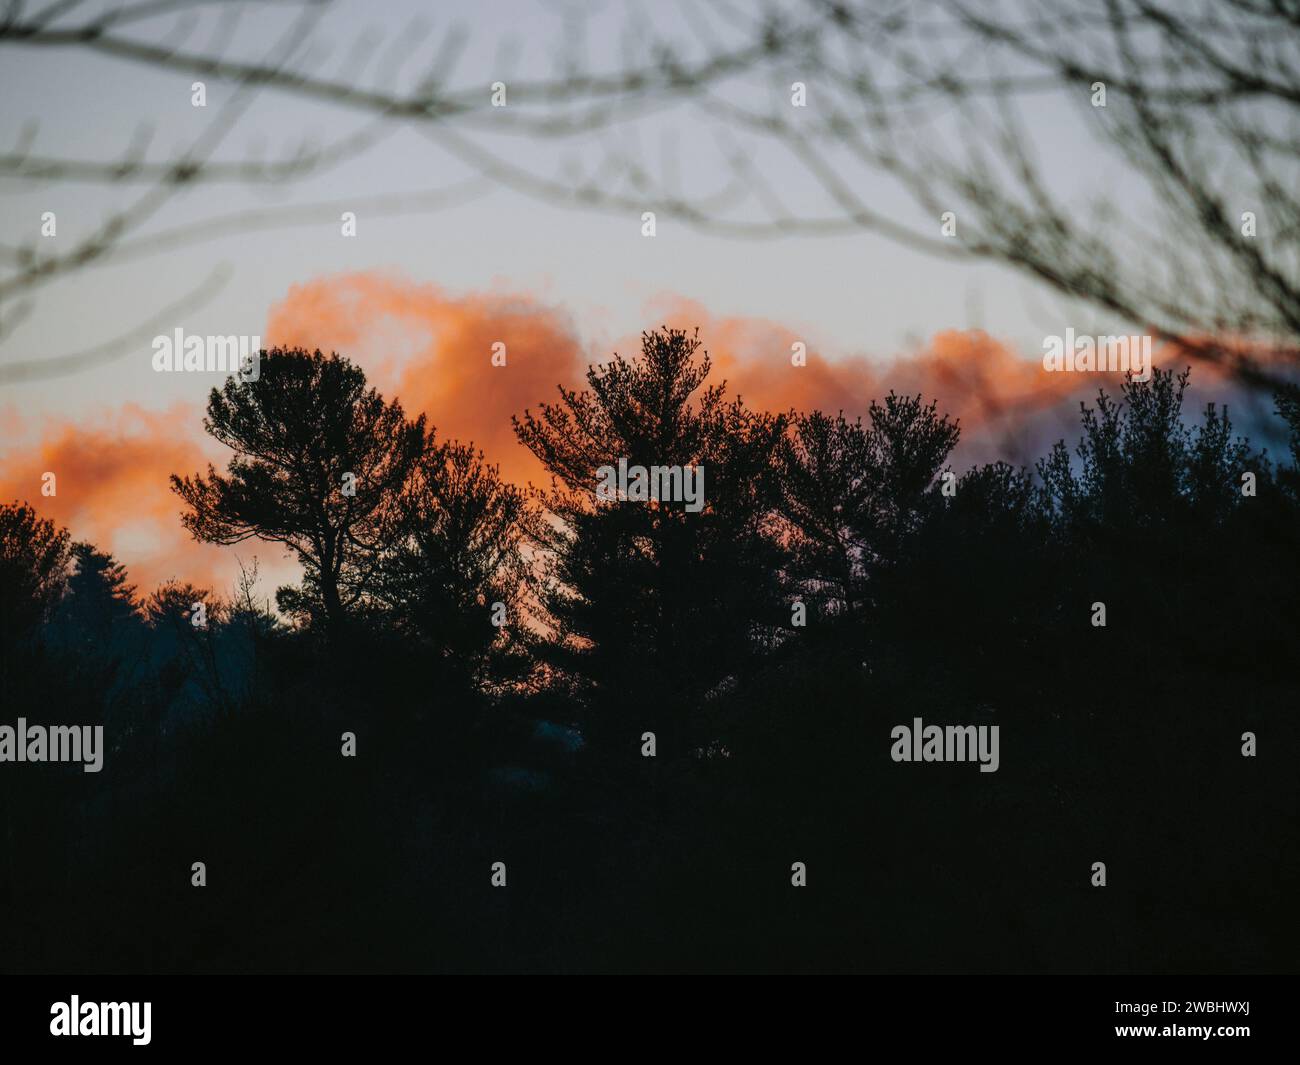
xmin=172 ymin=347 xmax=426 ymax=635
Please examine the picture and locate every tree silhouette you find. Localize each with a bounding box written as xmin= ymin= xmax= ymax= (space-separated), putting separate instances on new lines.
xmin=172 ymin=347 xmax=425 ymax=641
xmin=776 ymin=396 xmax=961 ymax=622
xmin=6 ymin=336 xmax=1300 ymax=976
xmin=51 ymin=543 xmax=141 ymax=669
xmin=1038 ymin=369 xmax=1263 ymax=536
xmin=514 ymin=327 xmax=787 ymax=758
xmin=145 ymin=581 xmax=232 ymax=719
xmin=0 ymin=500 xmax=70 ymax=653
xmin=375 ymin=439 xmax=541 ymax=695
xmin=775 ymin=411 xmax=875 ymax=621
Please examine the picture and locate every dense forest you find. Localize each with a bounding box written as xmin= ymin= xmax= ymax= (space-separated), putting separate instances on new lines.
xmin=3 ymin=329 xmax=1298 ymax=973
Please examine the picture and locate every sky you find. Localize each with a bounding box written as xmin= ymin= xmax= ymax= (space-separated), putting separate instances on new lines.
xmin=0 ymin=0 xmax=1272 ymax=599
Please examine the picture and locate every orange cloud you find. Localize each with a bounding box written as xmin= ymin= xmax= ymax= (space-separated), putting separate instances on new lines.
xmin=0 ymin=403 xmax=237 ymax=595
xmin=266 ymin=273 xmax=587 ymax=485
xmin=644 ymin=296 xmax=1258 ymax=464
xmin=650 ymin=295 xmax=1118 ymax=426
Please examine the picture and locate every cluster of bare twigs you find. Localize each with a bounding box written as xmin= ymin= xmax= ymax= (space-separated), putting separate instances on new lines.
xmin=1 ymin=0 xmax=1296 ymax=389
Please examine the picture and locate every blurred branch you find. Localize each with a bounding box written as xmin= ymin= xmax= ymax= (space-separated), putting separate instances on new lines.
xmin=0 ymin=261 xmax=230 ymax=383
xmin=1 ymin=0 xmax=1295 ymax=391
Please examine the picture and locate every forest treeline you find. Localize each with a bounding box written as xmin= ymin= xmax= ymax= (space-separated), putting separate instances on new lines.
xmin=2 ymin=329 xmax=1298 ymax=973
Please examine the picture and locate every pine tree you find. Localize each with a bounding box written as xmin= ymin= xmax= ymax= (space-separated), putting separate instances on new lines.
xmin=172 ymin=348 xmax=426 ymax=640
xmin=514 ymin=327 xmax=787 ymax=759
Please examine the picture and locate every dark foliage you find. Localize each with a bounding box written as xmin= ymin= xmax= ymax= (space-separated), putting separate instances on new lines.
xmin=2 ymin=338 xmax=1297 ymax=974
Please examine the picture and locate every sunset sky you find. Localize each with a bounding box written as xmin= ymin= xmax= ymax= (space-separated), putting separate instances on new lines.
xmin=0 ymin=0 xmax=1263 ymax=597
